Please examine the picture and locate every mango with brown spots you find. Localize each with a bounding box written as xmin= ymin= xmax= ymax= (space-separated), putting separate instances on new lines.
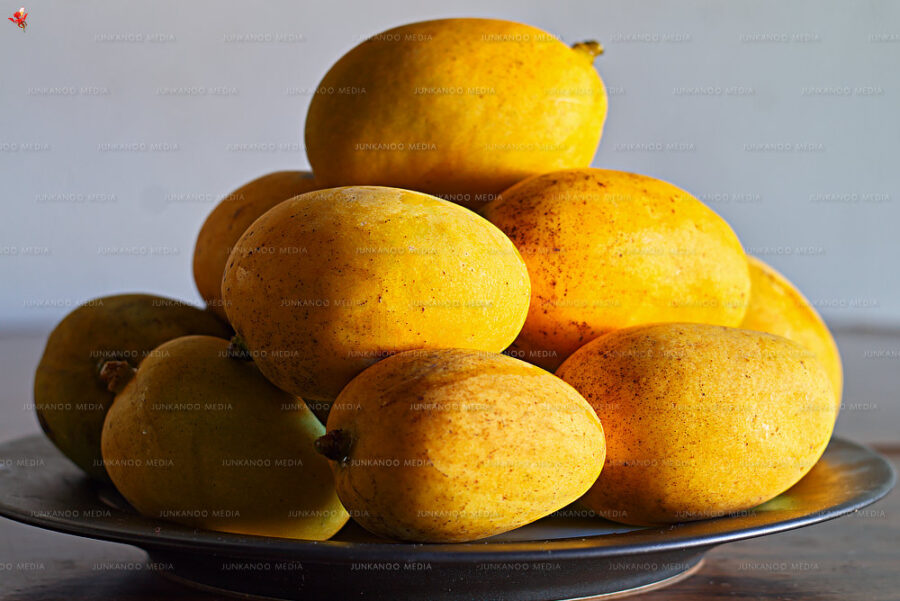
xmin=557 ymin=323 xmax=836 ymax=526
xmin=316 ymin=348 xmax=605 ymax=542
xmin=222 ymin=186 xmax=531 ymax=402
xmin=482 ymin=168 xmax=751 ymax=370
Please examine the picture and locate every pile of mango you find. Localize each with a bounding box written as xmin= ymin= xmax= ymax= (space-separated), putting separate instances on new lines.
xmin=33 ymin=18 xmax=841 ymax=543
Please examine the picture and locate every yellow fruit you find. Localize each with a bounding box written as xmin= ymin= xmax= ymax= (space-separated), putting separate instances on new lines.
xmin=482 ymin=168 xmax=751 ymax=370
xmin=557 ymin=323 xmax=836 ymax=526
xmin=317 ymin=348 xmax=605 ymax=542
xmin=222 ymin=186 xmax=531 ymax=402
xmin=193 ymin=171 xmax=321 ymax=320
xmin=740 ymin=256 xmax=842 ymax=405
xmin=305 ymin=18 xmax=607 ymax=209
xmin=34 ymin=294 xmax=230 ymax=481
xmin=101 ymin=336 xmax=348 ymax=540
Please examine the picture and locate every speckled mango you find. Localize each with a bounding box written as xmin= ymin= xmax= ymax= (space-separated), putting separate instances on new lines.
xmin=305 ymin=18 xmax=607 ymax=209
xmin=482 ymin=168 xmax=751 ymax=370
xmin=317 ymin=348 xmax=605 ymax=542
xmin=34 ymin=294 xmax=230 ymax=481
xmin=101 ymin=335 xmax=348 ymax=540
xmin=557 ymin=323 xmax=837 ymax=526
xmin=222 ymin=186 xmax=531 ymax=402
xmin=740 ymin=256 xmax=842 ymax=406
xmin=193 ymin=171 xmax=322 ymax=320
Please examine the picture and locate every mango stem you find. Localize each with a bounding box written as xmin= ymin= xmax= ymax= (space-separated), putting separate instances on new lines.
xmin=226 ymin=334 xmax=253 ymax=361
xmin=572 ymin=40 xmax=604 ymax=59
xmin=99 ymin=360 xmax=136 ymax=393
xmin=315 ymin=430 xmax=353 ymax=463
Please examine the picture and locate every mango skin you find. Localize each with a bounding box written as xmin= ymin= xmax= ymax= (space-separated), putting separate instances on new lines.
xmin=193 ymin=171 xmax=321 ymax=320
xmin=741 ymin=256 xmax=843 ymax=406
xmin=101 ymin=336 xmax=349 ymax=540
xmin=305 ymin=18 xmax=607 ymax=209
xmin=323 ymin=348 xmax=605 ymax=542
xmin=482 ymin=168 xmax=751 ymax=370
xmin=557 ymin=323 xmax=837 ymax=526
xmin=34 ymin=294 xmax=231 ymax=481
xmin=222 ymin=186 xmax=531 ymax=402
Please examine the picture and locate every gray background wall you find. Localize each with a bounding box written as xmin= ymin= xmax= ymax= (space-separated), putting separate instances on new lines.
xmin=2 ymin=0 xmax=898 ymax=331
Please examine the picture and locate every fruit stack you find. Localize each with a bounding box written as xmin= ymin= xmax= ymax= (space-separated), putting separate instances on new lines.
xmin=33 ymin=18 xmax=841 ymax=543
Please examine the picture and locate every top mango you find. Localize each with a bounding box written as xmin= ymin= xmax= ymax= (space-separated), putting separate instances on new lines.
xmin=305 ymin=18 xmax=607 ymax=209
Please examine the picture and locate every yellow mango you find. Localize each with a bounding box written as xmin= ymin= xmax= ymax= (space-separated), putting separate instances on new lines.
xmin=557 ymin=323 xmax=837 ymax=526
xmin=482 ymin=168 xmax=750 ymax=370
xmin=305 ymin=18 xmax=607 ymax=209
xmin=740 ymin=256 xmax=842 ymax=405
xmin=193 ymin=171 xmax=322 ymax=320
xmin=222 ymin=186 xmax=531 ymax=401
xmin=101 ymin=336 xmax=348 ymax=540
xmin=317 ymin=348 xmax=605 ymax=542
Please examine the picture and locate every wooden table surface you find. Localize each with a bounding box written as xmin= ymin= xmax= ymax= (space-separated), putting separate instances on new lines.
xmin=1 ymin=327 xmax=897 ymax=600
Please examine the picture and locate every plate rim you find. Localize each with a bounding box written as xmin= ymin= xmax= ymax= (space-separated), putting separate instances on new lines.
xmin=0 ymin=434 xmax=894 ymax=564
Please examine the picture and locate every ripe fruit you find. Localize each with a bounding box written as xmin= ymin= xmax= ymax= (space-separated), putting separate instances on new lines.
xmin=101 ymin=336 xmax=348 ymax=540
xmin=482 ymin=168 xmax=751 ymax=370
xmin=317 ymin=348 xmax=605 ymax=542
xmin=222 ymin=186 xmax=531 ymax=401
xmin=740 ymin=256 xmax=842 ymax=405
xmin=305 ymin=18 xmax=607 ymax=209
xmin=193 ymin=171 xmax=321 ymax=320
xmin=557 ymin=323 xmax=836 ymax=526
xmin=34 ymin=294 xmax=230 ymax=481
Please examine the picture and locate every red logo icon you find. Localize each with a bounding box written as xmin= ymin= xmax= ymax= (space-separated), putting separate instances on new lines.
xmin=8 ymin=7 xmax=27 ymax=32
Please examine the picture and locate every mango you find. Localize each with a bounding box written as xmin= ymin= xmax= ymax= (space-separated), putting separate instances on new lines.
xmin=741 ymin=256 xmax=842 ymax=405
xmin=305 ymin=18 xmax=607 ymax=209
xmin=482 ymin=168 xmax=751 ymax=370
xmin=222 ymin=186 xmax=531 ymax=402
xmin=34 ymin=294 xmax=230 ymax=481
xmin=556 ymin=323 xmax=837 ymax=526
xmin=101 ymin=335 xmax=348 ymax=540
xmin=193 ymin=171 xmax=321 ymax=320
xmin=317 ymin=348 xmax=605 ymax=542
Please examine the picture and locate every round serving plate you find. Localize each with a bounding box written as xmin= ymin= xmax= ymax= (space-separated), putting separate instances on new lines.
xmin=0 ymin=434 xmax=894 ymax=601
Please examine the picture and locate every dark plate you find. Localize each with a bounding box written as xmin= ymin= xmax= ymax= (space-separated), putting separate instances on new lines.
xmin=0 ymin=434 xmax=894 ymax=600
